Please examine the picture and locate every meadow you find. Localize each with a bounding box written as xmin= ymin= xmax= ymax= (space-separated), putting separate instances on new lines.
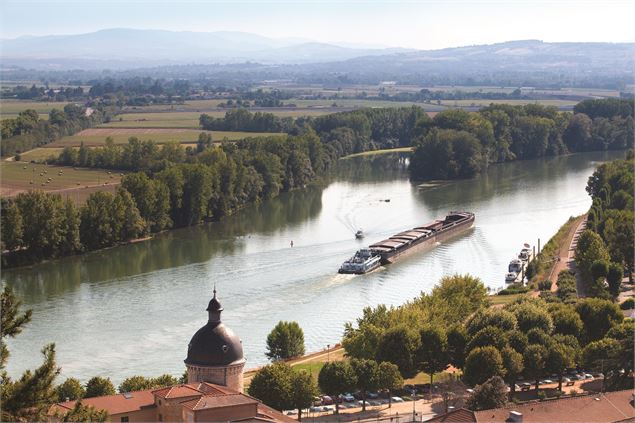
xmin=0 ymin=100 xmax=70 ymax=116
xmin=17 ymin=148 xmax=64 ymax=162
xmin=1 ymin=161 xmax=123 ymax=198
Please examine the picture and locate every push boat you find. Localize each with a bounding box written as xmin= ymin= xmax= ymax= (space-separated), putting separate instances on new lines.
xmin=338 ymin=211 xmax=475 ymax=274
xmin=339 ymin=248 xmax=381 ymax=274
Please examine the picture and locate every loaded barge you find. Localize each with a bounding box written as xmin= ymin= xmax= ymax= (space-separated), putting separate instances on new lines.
xmin=339 ymin=211 xmax=475 ymax=274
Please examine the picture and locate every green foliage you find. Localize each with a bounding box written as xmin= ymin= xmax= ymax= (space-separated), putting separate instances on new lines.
xmin=523 ymin=344 xmax=547 ymax=389
xmin=548 ymin=302 xmax=583 ymax=339
xmin=556 ymin=270 xmax=578 ymax=302
xmin=84 ymin=377 xmax=115 ymax=398
xmin=376 ymin=325 xmax=421 ymax=378
xmin=506 ymin=301 xmax=553 ymax=334
xmin=291 ymin=370 xmax=318 ymax=421
xmin=607 ymin=263 xmax=624 ymax=298
xmin=1 ymin=287 xmax=61 ymax=421
xmin=501 ymin=347 xmax=524 ymax=391
xmin=463 ymin=346 xmax=505 ymax=387
xmin=376 ymin=361 xmax=403 ymax=395
xmin=56 ymin=378 xmax=85 ymax=401
xmin=248 ymin=362 xmax=294 ymax=412
xmin=417 ymin=326 xmax=449 ymax=387
xmin=537 ymin=280 xmax=552 ymax=291
xmin=446 ymin=325 xmax=468 ymax=370
xmin=467 ymin=327 xmax=507 ymax=352
xmin=466 ymin=308 xmax=517 ymax=337
xmin=575 ymin=298 xmax=623 ymax=342
xmin=117 ymin=376 xmax=154 ymax=393
xmin=350 ymin=358 xmax=379 ymax=410
xmin=266 ymin=321 xmax=306 ymax=361
xmin=57 ymin=400 xmax=108 ymax=422
xmin=620 ymin=298 xmax=634 ymax=310
xmin=317 ymin=361 xmax=357 ymax=414
xmin=466 ymin=376 xmax=508 ymax=411
xmin=1 ymin=199 xmax=23 ymax=251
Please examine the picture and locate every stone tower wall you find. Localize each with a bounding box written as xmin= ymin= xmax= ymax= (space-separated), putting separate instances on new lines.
xmin=186 ymin=360 xmax=245 ymax=393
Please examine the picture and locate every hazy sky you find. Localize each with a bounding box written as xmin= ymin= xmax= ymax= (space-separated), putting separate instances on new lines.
xmin=2 ymin=0 xmax=634 ymax=49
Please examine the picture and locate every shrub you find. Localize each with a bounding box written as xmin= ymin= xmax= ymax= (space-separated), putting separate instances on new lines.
xmin=620 ymin=298 xmax=634 ymax=310
xmin=537 ymin=280 xmax=552 ymax=291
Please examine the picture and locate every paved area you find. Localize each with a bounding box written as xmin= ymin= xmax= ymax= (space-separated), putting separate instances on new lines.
xmin=547 ymin=215 xmax=586 ymax=292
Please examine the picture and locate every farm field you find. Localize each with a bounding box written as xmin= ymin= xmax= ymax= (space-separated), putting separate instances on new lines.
xmin=48 ymin=128 xmax=284 ymax=147
xmin=437 ymin=99 xmax=579 ymax=108
xmin=16 ymin=147 xmax=64 ymax=162
xmin=0 ymin=100 xmax=71 ymax=116
xmin=1 ymin=161 xmax=123 ymax=198
xmin=100 ymin=112 xmax=202 ymax=128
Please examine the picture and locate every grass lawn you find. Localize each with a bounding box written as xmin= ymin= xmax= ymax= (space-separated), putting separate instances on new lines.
xmin=342 ymin=147 xmax=413 ymax=159
xmin=100 ymin=112 xmax=202 ymax=128
xmin=1 ymin=161 xmax=123 ymax=196
xmin=438 ymin=99 xmax=578 ymax=108
xmin=489 ymin=292 xmax=527 ymax=306
xmin=49 ymin=129 xmax=284 ymax=147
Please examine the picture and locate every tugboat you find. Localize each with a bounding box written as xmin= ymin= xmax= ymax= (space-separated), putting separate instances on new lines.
xmin=355 ymin=230 xmax=364 ymax=239
xmin=339 ymin=249 xmax=381 ymax=274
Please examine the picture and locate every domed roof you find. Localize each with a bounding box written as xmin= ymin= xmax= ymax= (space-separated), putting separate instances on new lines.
xmin=185 ymin=288 xmax=244 ymax=367
xmin=185 ymin=321 xmax=244 ymax=367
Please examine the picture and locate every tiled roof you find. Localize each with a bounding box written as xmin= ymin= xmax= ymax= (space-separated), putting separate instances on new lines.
xmin=426 ymin=408 xmax=477 ymax=422
xmin=474 ymin=390 xmax=635 ymax=423
xmin=52 ymin=390 xmax=156 ymax=416
xmin=152 ymin=384 xmax=203 ymax=399
xmin=181 ymin=393 xmax=258 ymax=410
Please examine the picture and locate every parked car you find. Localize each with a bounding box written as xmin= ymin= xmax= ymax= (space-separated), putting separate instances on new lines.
xmin=321 ymin=395 xmax=333 ymax=405
xmin=322 ymin=405 xmax=334 ymax=412
xmin=584 ymin=374 xmax=594 ymax=380
xmin=367 ymin=392 xmax=379 ymax=399
xmin=368 ymin=400 xmax=381 ymax=406
xmin=391 ymin=396 xmax=404 ymax=403
xmin=310 ymin=406 xmax=322 ymax=413
xmin=285 ymin=410 xmax=297 ymax=415
xmin=342 ymin=393 xmax=355 ymax=402
xmin=539 ymin=379 xmax=554 ymax=385
xmin=593 ymin=373 xmax=604 ymax=379
xmin=313 ymin=397 xmax=322 ymax=406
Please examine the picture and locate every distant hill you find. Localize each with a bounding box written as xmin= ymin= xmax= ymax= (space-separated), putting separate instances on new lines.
xmin=0 ymin=28 xmax=411 ymax=67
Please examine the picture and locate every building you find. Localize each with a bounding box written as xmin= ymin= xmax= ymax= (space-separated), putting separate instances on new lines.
xmin=426 ymin=390 xmax=635 ymax=423
xmin=184 ymin=288 xmax=246 ymax=393
xmin=48 ymin=290 xmax=288 ymax=422
xmin=49 ymin=382 xmax=294 ymax=422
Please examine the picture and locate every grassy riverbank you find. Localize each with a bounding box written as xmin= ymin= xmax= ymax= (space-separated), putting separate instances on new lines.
xmin=341 ymin=147 xmax=413 ymax=159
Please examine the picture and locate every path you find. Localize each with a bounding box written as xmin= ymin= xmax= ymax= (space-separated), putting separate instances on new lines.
xmin=547 ymin=215 xmax=587 ymax=292
xmin=569 ymin=217 xmax=588 ymax=297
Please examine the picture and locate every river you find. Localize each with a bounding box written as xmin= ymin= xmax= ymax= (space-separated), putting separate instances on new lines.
xmin=2 ymin=150 xmax=625 ymax=384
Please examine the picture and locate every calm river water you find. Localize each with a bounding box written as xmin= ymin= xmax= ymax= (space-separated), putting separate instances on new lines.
xmin=2 ymin=150 xmax=625 ymax=384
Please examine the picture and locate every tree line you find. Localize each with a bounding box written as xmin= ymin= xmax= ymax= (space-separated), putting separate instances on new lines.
xmin=1 ymin=104 xmax=107 ymax=157
xmin=577 ymin=152 xmax=634 ymax=297
xmin=410 ymin=99 xmax=633 ymax=180
xmin=2 ymin=130 xmax=335 ymax=267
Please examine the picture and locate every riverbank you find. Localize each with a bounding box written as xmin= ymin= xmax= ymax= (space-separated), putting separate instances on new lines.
xmin=341 ymin=147 xmax=413 ymax=159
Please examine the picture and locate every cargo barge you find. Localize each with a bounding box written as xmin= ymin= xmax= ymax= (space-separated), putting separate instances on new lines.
xmin=339 ymin=211 xmax=475 ymax=274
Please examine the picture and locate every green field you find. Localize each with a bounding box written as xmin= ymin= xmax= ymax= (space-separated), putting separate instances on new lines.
xmin=1 ymin=161 xmax=123 ymax=196
xmin=438 ymin=99 xmax=579 ymax=108
xmin=49 ymin=129 xmax=284 ymax=147
xmin=342 ymin=147 xmax=413 ymax=159
xmin=100 ymin=112 xmax=202 ymax=128
xmin=0 ymin=100 xmax=70 ymax=116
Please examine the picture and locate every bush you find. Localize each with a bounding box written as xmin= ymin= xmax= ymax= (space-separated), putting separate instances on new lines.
xmin=620 ymin=298 xmax=634 ymax=310
xmin=14 ymin=153 xmax=21 ymax=161
xmin=498 ymin=284 xmax=529 ymax=295
xmin=537 ymin=280 xmax=552 ymax=291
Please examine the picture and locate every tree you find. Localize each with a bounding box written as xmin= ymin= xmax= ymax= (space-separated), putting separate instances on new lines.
xmin=607 ymin=263 xmax=623 ymax=299
xmin=291 ymin=371 xmax=318 ymax=421
xmin=265 ymin=321 xmax=306 ymax=361
xmin=546 ymin=341 xmax=577 ymax=391
xmin=317 ymin=361 xmax=357 ymax=414
xmin=1 ymin=199 xmax=23 ymax=251
xmin=60 ymin=198 xmax=81 ymax=255
xmin=350 ymin=359 xmax=379 ymax=411
xmin=575 ymin=298 xmax=623 ymax=342
xmin=85 ymin=377 xmax=115 ymax=398
xmin=466 ymin=376 xmax=508 ymax=411
xmin=377 ymin=361 xmax=403 ymax=408
xmin=57 ymin=400 xmax=108 ymax=422
xmin=247 ymin=362 xmax=293 ymax=412
xmin=575 ymin=230 xmax=610 ymax=286
xmin=152 ymin=374 xmax=179 ymax=388
xmin=56 ymin=378 xmax=85 ymax=401
xmin=0 ymin=287 xmax=60 ymax=421
xmin=507 ymin=301 xmax=553 ymax=334
xmin=1 ymin=286 xmax=32 ymax=368
xmin=523 ymin=345 xmax=547 ymax=391
xmin=548 ymin=303 xmax=583 ymax=339
xmin=376 ymin=325 xmax=421 ymax=378
xmin=446 ymin=325 xmax=468 ymax=370
xmin=467 ymin=326 xmax=507 ymax=352
xmin=463 ymin=346 xmax=505 ymax=387
xmin=501 ymin=347 xmax=523 ymax=400
xmin=118 ymin=376 xmax=154 ymax=393
xmin=417 ymin=326 xmax=449 ymax=393
xmin=466 ymin=308 xmax=517 ymax=337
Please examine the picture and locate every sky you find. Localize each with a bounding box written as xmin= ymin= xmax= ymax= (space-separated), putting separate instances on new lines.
xmin=1 ymin=0 xmax=634 ymax=50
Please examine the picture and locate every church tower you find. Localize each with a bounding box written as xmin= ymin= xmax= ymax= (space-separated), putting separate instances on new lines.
xmin=184 ymin=288 xmax=246 ymax=392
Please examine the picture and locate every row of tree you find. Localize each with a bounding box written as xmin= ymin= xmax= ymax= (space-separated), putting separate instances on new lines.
xmin=1 ymin=105 xmax=107 ymax=157
xmin=200 ymin=108 xmax=295 ymax=133
xmin=577 ymin=152 xmax=634 ymax=297
xmin=247 ymin=358 xmax=403 ymax=420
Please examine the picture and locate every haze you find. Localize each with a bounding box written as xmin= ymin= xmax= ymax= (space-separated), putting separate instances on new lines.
xmin=2 ymin=0 xmax=634 ymax=50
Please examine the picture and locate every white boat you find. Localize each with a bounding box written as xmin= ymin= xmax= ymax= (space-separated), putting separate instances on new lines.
xmin=505 ymin=272 xmax=518 ymax=283
xmin=355 ymin=230 xmax=364 ymax=239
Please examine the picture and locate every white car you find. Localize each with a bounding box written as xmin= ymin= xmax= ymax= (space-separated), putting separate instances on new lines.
xmin=584 ymin=374 xmax=594 ymax=380
xmin=391 ymin=396 xmax=404 ymax=403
